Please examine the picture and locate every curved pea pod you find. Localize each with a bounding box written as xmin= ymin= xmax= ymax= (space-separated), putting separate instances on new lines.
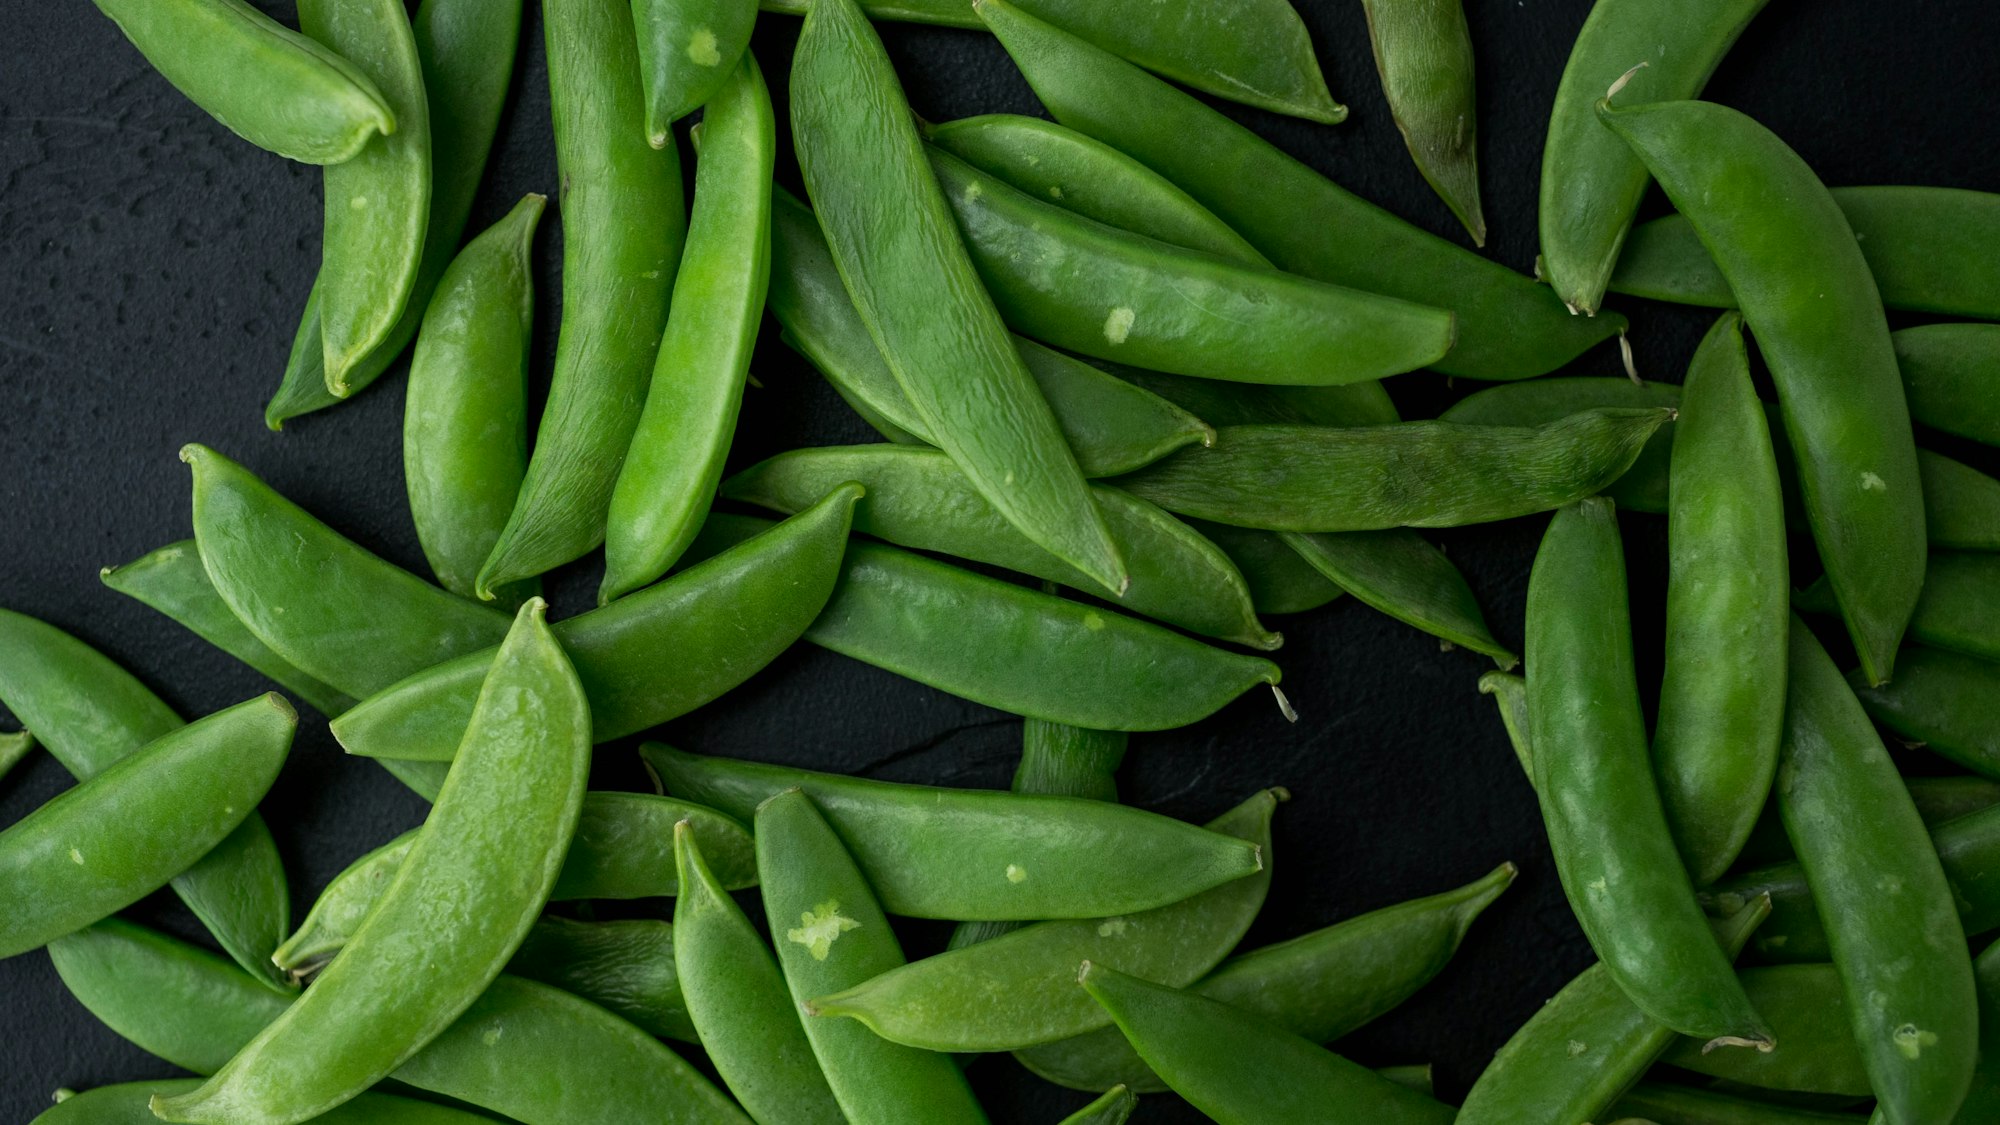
xmin=1282 ymin=529 xmax=1514 ymax=667
xmin=809 ymin=788 xmax=1276 ymax=1050
xmin=1189 ymin=519 xmax=1345 ymax=616
xmin=0 ymin=729 xmax=31 ymax=781
xmin=978 ymin=0 xmax=1622 ymax=381
xmin=634 ymin=0 xmax=757 ymax=140
xmin=511 ymin=917 xmax=694 ymax=1043
xmin=1056 ymin=1086 xmax=1135 ymax=1125
xmin=1732 ymin=774 xmax=2000 ymax=875
xmin=1895 ymin=323 xmax=2000 ymax=446
xmin=724 ymin=445 xmax=1276 ymax=649
xmin=1849 ymin=646 xmax=2000 ymax=781
xmin=1114 ymin=409 xmax=1672 ymax=533
xmin=1477 ymin=670 xmax=1534 ymax=778
xmin=1801 ymin=553 xmax=2000 ymax=663
xmin=1661 ymin=963 xmax=1871 ymax=1097
xmin=1611 ymin=1083 xmax=1863 ymax=1125
xmin=32 ymin=1081 xmax=489 ymax=1125
xmin=332 ymin=485 xmax=859 ymax=760
xmin=1361 ymin=0 xmax=1485 ymax=245
xmin=930 ymin=147 xmax=1457 ymax=387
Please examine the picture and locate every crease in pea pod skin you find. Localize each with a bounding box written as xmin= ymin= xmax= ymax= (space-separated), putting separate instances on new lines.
xmin=1660 ymin=963 xmax=1872 ymax=1098
xmin=1360 ymin=0 xmax=1485 ymax=247
xmin=977 ymin=0 xmax=1623 ymax=381
xmin=1017 ymin=861 xmax=1515 ymax=1094
xmin=1845 ymin=645 xmax=2000 ymax=782
xmin=31 ymin=1080 xmax=492 ymax=1125
xmin=1892 ymin=323 xmax=2000 ymax=446
xmin=475 ymin=0 xmax=686 ymax=600
xmin=602 ymin=54 xmax=774 ymax=604
xmin=1111 ymin=409 xmax=1672 ymax=534
xmin=756 ymin=788 xmax=990 ymax=1123
xmin=1611 ymin=1081 xmax=1865 ymax=1125
xmin=807 ymin=788 xmax=1278 ymax=1051
xmin=647 ymin=744 xmax=1264 ymax=922
xmin=332 ymin=484 xmax=861 ymax=760
xmin=1186 ymin=518 xmax=1346 ymax=616
xmin=1056 ymin=1086 xmax=1136 ymax=1125
xmin=722 ymin=444 xmax=1278 ymax=649
xmin=765 ymin=186 xmax=1212 ymax=476
xmin=1281 ymin=528 xmax=1515 ymax=668
xmin=634 ymin=0 xmax=757 ymax=143
xmin=511 ymin=916 xmax=695 ymax=1044
xmin=684 ymin=513 xmax=1287 ymax=731
xmin=1800 ymin=552 xmax=2000 ymax=665
xmin=1076 ymin=961 xmax=1457 ymax=1125
xmin=0 ymin=609 xmax=293 ymax=990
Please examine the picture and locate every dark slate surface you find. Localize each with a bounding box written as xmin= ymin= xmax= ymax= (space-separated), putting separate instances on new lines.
xmin=3 ymin=0 xmax=1998 ymax=1120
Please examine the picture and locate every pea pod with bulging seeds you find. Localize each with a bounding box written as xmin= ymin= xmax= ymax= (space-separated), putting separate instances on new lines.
xmin=32 ymin=1081 xmax=490 ymax=1125
xmin=1281 ymin=530 xmax=1515 ymax=668
xmin=1361 ymin=0 xmax=1485 ymax=245
xmin=1847 ymin=646 xmax=2000 ymax=781
xmin=633 ymin=0 xmax=757 ymax=141
xmin=1190 ymin=519 xmax=1346 ymax=616
xmin=1661 ymin=963 xmax=1872 ymax=1097
xmin=1797 ymin=552 xmax=2000 ymax=664
xmin=508 ymin=917 xmax=695 ymax=1043
xmin=1611 ymin=1082 xmax=1863 ymax=1125
xmin=1894 ymin=323 xmax=2000 ymax=446
xmin=1056 ymin=1087 xmax=1136 ymax=1125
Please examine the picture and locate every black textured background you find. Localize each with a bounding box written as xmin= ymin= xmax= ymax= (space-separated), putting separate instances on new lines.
xmin=4 ymin=0 xmax=1999 ymax=1120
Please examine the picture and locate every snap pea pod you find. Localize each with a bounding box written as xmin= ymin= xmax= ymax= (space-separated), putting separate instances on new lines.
xmin=634 ymin=0 xmax=757 ymax=140
xmin=810 ymin=789 xmax=1277 ymax=1051
xmin=1951 ymin=940 xmax=2000 ymax=1125
xmin=476 ymin=0 xmax=684 ymax=598
xmin=756 ymin=788 xmax=989 ymax=1123
xmin=1016 ymin=862 xmax=1514 ymax=1093
xmin=1189 ymin=519 xmax=1346 ymax=616
xmin=1799 ymin=553 xmax=2000 ymax=664
xmin=1611 ymin=1083 xmax=1863 ymax=1125
xmin=1282 ymin=529 xmax=1514 ymax=667
xmin=1661 ymin=964 xmax=1871 ymax=1097
xmin=979 ymin=0 xmax=1623 ymax=381
xmin=508 ymin=917 xmax=695 ymax=1044
xmin=768 ymin=189 xmax=1212 ymax=478
xmin=687 ymin=514 xmax=1285 ymax=730
xmin=1361 ymin=0 xmax=1485 ymax=245
xmin=1895 ymin=323 xmax=2000 ymax=446
xmin=930 ymin=147 xmax=1457 ymax=387
xmin=1056 ymin=1087 xmax=1135 ymax=1125
xmin=602 ymin=56 xmax=773 ymax=602
xmin=1112 ymin=409 xmax=1672 ymax=533
xmin=0 ymin=610 xmax=292 ymax=988
xmin=1734 ymin=775 xmax=2000 ymax=873
xmin=1120 ymin=367 xmax=1400 ymax=430
xmin=647 ymin=745 xmax=1262 ymax=922
xmin=1078 ymin=961 xmax=1456 ymax=1125
xmin=1609 ymin=187 xmax=2000 ymax=321
xmin=32 ymin=1081 xmax=490 ymax=1125
xmin=723 ymin=445 xmax=1277 ymax=649
xmin=0 ymin=729 xmax=31 ymax=780
xmin=794 ymin=0 xmax=1123 ymax=594
xmin=90 ymin=0 xmax=394 ymax=164
xmin=1847 ymin=646 xmax=2000 ymax=781
xmin=331 ymin=485 xmax=859 ymax=760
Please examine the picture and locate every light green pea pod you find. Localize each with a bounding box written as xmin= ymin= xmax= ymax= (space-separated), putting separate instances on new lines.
xmin=633 ymin=0 xmax=757 ymax=141
xmin=31 ymin=1081 xmax=489 ymax=1125
xmin=0 ymin=729 xmax=31 ymax=780
xmin=1056 ymin=1086 xmax=1135 ymax=1125
xmin=676 ymin=820 xmax=844 ymax=1124
xmin=1895 ymin=322 xmax=2000 ymax=447
xmin=511 ymin=916 xmax=695 ymax=1044
xmin=603 ymin=55 xmax=773 ymax=602
xmin=1189 ymin=520 xmax=1346 ymax=616
xmin=1660 ymin=963 xmax=1871 ymax=1097
xmin=1282 ymin=529 xmax=1514 ymax=668
xmin=1477 ymin=670 xmax=1534 ymax=778
xmin=1611 ymin=1083 xmax=1862 ymax=1125
xmin=1361 ymin=0 xmax=1484 ymax=245
xmin=757 ymin=788 xmax=989 ymax=1123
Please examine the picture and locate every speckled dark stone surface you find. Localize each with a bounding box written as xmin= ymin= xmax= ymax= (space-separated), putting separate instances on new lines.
xmin=3 ymin=0 xmax=1998 ymax=1119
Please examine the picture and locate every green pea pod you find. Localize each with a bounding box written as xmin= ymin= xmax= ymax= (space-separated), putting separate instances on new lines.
xmin=1118 ymin=368 xmax=1401 ymax=429
xmin=810 ymin=788 xmax=1277 ymax=1051
xmin=1731 ymin=775 xmax=2000 ymax=876
xmin=675 ymin=820 xmax=844 ymax=1124
xmin=332 ymin=484 xmax=860 ymax=760
xmin=1850 ymin=646 xmax=2000 ymax=782
xmin=1456 ymin=896 xmax=1771 ymax=1125
xmin=1538 ymin=0 xmax=1766 ymax=314
xmin=1078 ymin=961 xmax=1456 ymax=1125
xmin=0 ymin=729 xmax=31 ymax=780
xmin=511 ymin=917 xmax=694 ymax=1043
xmin=1895 ymin=323 xmax=2000 ymax=446
xmin=90 ymin=0 xmax=395 ymax=164
xmin=929 ymin=147 xmax=1457 ymax=386
xmin=633 ymin=0 xmax=757 ymax=140
xmin=1611 ymin=1082 xmax=1862 ymax=1125
xmin=404 ymin=193 xmax=544 ymax=606
xmin=0 ymin=611 xmax=292 ymax=988
xmin=794 ymin=0 xmax=1123 ymax=595
xmin=32 ymin=1081 xmax=489 ymax=1125
xmin=1661 ymin=963 xmax=1872 ymax=1097
xmin=1056 ymin=1086 xmax=1135 ymax=1125
xmin=1952 ymin=940 xmax=2000 ymax=1124
xmin=756 ymin=788 xmax=989 ymax=1123
xmin=1800 ymin=553 xmax=2000 ymax=663
xmin=1361 ymin=0 xmax=1484 ymax=246
xmin=1477 ymin=670 xmax=1534 ymax=778
xmin=977 ymin=0 xmax=1623 ymax=381
xmin=1923 ymin=453 xmax=2000 ymax=551
xmin=1282 ymin=529 xmax=1514 ymax=668
xmin=476 ymin=0 xmax=685 ymax=598
xmin=1189 ymin=519 xmax=1345 ymax=616
xmin=1114 ymin=410 xmax=1672 ymax=533
xmin=602 ymin=56 xmax=773 ymax=602
xmin=1017 ymin=862 xmax=1514 ymax=1093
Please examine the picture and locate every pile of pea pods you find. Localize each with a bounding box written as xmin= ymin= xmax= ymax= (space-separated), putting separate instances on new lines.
xmin=7 ymin=0 xmax=2000 ymax=1120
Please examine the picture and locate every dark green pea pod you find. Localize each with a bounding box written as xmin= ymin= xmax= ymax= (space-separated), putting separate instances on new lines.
xmin=1895 ymin=324 xmax=2000 ymax=446
xmin=633 ymin=0 xmax=757 ymax=141
xmin=1847 ymin=646 xmax=2000 ymax=781
xmin=1113 ymin=410 xmax=1672 ymax=533
xmin=978 ymin=0 xmax=1623 ymax=381
xmin=512 ymin=917 xmax=694 ymax=1043
xmin=475 ymin=0 xmax=685 ymax=598
xmin=724 ymin=445 xmax=1276 ymax=649
xmin=331 ymin=485 xmax=860 ymax=760
xmin=1611 ymin=1082 xmax=1862 ymax=1125
xmin=1188 ymin=519 xmax=1346 ymax=617
xmin=1733 ymin=775 xmax=2000 ymax=875
xmin=1119 ymin=367 xmax=1400 ymax=431
xmin=1056 ymin=1086 xmax=1135 ymax=1125
xmin=1951 ymin=939 xmax=2000 ymax=1124
xmin=1016 ymin=861 xmax=1514 ymax=1093
xmin=32 ymin=1081 xmax=489 ymax=1125
xmin=648 ymin=745 xmax=1263 ymax=922
xmin=808 ymin=789 xmax=1278 ymax=1051
xmin=1611 ymin=187 xmax=2000 ymax=322
xmin=1282 ymin=529 xmax=1515 ymax=668
xmin=0 ymin=729 xmax=32 ymax=781
xmin=930 ymin=147 xmax=1458 ymax=387
xmin=1661 ymin=963 xmax=1871 ymax=1097
xmin=1801 ymin=553 xmax=2000 ymax=664
xmin=1360 ymin=0 xmax=1484 ymax=246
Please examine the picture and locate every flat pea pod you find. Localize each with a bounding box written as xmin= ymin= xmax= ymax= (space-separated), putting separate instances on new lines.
xmin=793 ymin=0 xmax=1122 ymax=594
xmin=1077 ymin=960 xmax=1456 ymax=1125
xmin=633 ymin=0 xmax=757 ymax=141
xmin=1895 ymin=323 xmax=2000 ymax=446
xmin=1113 ymin=409 xmax=1673 ymax=533
xmin=756 ymin=787 xmax=989 ymax=1123
xmin=929 ymin=147 xmax=1457 ymax=386
xmin=648 ymin=744 xmax=1263 ymax=921
xmin=602 ymin=56 xmax=774 ymax=602
xmin=0 ymin=728 xmax=32 ymax=780
xmin=1455 ymin=897 xmax=1771 ymax=1125
xmin=1611 ymin=1083 xmax=1863 ymax=1125
xmin=32 ymin=1081 xmax=488 ymax=1125
xmin=154 ymin=601 xmax=591 ymax=1125
xmin=1057 ymin=1087 xmax=1135 ymax=1125
xmin=810 ymin=788 xmax=1278 ymax=1051
xmin=404 ymin=193 xmax=544 ymax=606
xmin=1610 ymin=186 xmax=2000 ymax=321
xmin=1017 ymin=862 xmax=1514 ymax=1094
xmin=1602 ymin=98 xmax=1925 ymax=685
xmin=977 ymin=0 xmax=1622 ymax=381
xmin=508 ymin=916 xmax=695 ymax=1044
xmin=1189 ymin=519 xmax=1345 ymax=616
xmin=1661 ymin=963 xmax=1872 ymax=1097
xmin=0 ymin=694 xmax=293 ymax=961
xmin=1848 ymin=646 xmax=2000 ymax=782
xmin=1282 ymin=529 xmax=1514 ymax=667
xmin=1799 ymin=553 xmax=2000 ymax=664
xmin=1360 ymin=0 xmax=1485 ymax=246
xmin=476 ymin=0 xmax=685 ymax=599
xmin=1773 ymin=616 xmax=1979 ymax=1125
xmin=675 ymin=820 xmax=844 ymax=1124
xmin=723 ymin=444 xmax=1277 ymax=649
xmin=90 ymin=0 xmax=394 ymax=164
xmin=1120 ymin=367 xmax=1400 ymax=430
xmin=1528 ymin=498 xmax=1771 ymax=1044
xmin=685 ymin=514 xmax=1285 ymax=731
xmin=1537 ymin=0 xmax=1767 ymax=314
xmin=332 ymin=484 xmax=860 ymax=760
